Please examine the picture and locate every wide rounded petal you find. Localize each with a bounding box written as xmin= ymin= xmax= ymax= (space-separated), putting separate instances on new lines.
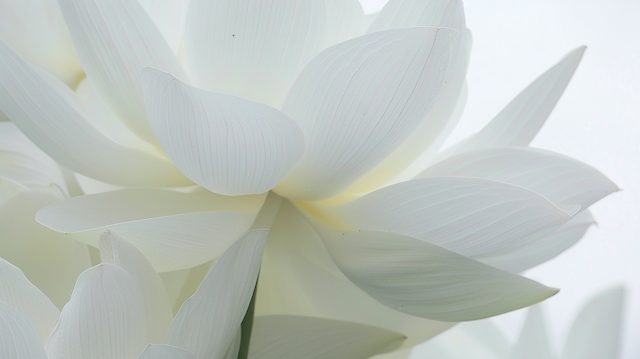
xmin=275 ymin=27 xmax=457 ymax=200
xmin=510 ymin=305 xmax=553 ymax=359
xmin=59 ymin=0 xmax=188 ymax=144
xmin=0 ymin=300 xmax=47 ymax=359
xmin=248 ymin=316 xmax=404 ymax=359
xmin=137 ymin=0 xmax=190 ymax=54
xmin=308 ymin=177 xmax=573 ymax=258
xmin=185 ymin=0 xmax=327 ymax=108
xmin=36 ymin=188 xmax=265 ymax=271
xmin=0 ymin=40 xmax=191 ymax=187
xmin=142 ymin=68 xmax=305 ymax=196
xmin=45 ymin=264 xmax=149 ymax=359
xmin=165 ymin=230 xmax=268 ymax=359
xmin=561 ymin=287 xmax=624 ymax=359
xmin=0 ymin=0 xmax=83 ymax=85
xmin=99 ymin=230 xmax=173 ymax=343
xmin=420 ymin=146 xmax=618 ymax=210
xmin=0 ymin=257 xmax=60 ymax=345
xmin=0 ymin=187 xmax=91 ymax=308
xmin=256 ymin=200 xmax=454 ymax=347
xmin=479 ymin=210 xmax=595 ymax=273
xmin=317 ymin=227 xmax=559 ymax=321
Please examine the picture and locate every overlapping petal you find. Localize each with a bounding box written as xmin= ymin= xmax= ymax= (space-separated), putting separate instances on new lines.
xmin=36 ymin=188 xmax=265 ymax=271
xmin=323 ymin=0 xmax=365 ymax=48
xmin=0 ymin=300 xmax=47 ymax=359
xmin=510 ymin=306 xmax=553 ymax=359
xmin=138 ymin=345 xmax=197 ymax=359
xmin=367 ymin=0 xmax=465 ymax=33
xmin=142 ymin=68 xmax=305 ymax=196
xmin=276 ymin=27 xmax=458 ymax=200
xmin=59 ymin=0 xmax=188 ymax=144
xmin=248 ymin=315 xmax=404 ymax=359
xmin=137 ymin=0 xmax=190 ymax=54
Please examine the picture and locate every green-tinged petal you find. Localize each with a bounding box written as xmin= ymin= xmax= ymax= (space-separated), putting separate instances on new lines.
xmin=137 ymin=344 xmax=197 ymax=359
xmin=510 ymin=306 xmax=554 ymax=359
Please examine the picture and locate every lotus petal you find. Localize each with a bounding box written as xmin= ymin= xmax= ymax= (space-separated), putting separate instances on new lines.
xmin=138 ymin=345 xmax=197 ymax=359
xmin=137 ymin=0 xmax=190 ymax=53
xmin=0 ymin=300 xmax=47 ymax=359
xmin=510 ymin=306 xmax=553 ymax=359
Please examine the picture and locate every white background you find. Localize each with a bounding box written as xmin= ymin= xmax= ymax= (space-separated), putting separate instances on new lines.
xmin=360 ymin=1 xmax=640 ymax=358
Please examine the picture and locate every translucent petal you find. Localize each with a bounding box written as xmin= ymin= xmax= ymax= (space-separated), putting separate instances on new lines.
xmin=0 ymin=300 xmax=47 ymax=359
xmin=510 ymin=306 xmax=553 ymax=359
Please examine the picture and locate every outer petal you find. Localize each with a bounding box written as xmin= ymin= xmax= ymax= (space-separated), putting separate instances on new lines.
xmin=0 ymin=187 xmax=91 ymax=308
xmin=309 ymin=177 xmax=573 ymax=258
xmin=248 ymin=315 xmax=404 ymax=359
xmin=561 ymin=287 xmax=624 ymax=359
xmin=99 ymin=231 xmax=173 ymax=343
xmin=368 ymin=0 xmax=464 ymax=33
xmin=257 ymin=200 xmax=455 ymax=347
xmin=0 ymin=257 xmax=60 ymax=345
xmin=0 ymin=0 xmax=82 ymax=85
xmin=45 ymin=264 xmax=149 ymax=359
xmin=0 ymin=40 xmax=190 ymax=187
xmin=185 ymin=0 xmax=327 ymax=108
xmin=142 ymin=68 xmax=305 ymax=196
xmin=510 ymin=306 xmax=553 ymax=359
xmin=420 ymin=147 xmax=617 ymax=210
xmin=323 ymin=0 xmax=365 ymax=48
xmin=36 ymin=188 xmax=264 ymax=271
xmin=441 ymin=47 xmax=585 ymax=157
xmin=137 ymin=0 xmax=190 ymax=54
xmin=0 ymin=300 xmax=48 ymax=359
xmin=479 ymin=210 xmax=595 ymax=273
xmin=59 ymin=0 xmax=188 ymax=144
xmin=275 ymin=27 xmax=457 ymax=200
xmin=165 ymin=230 xmax=268 ymax=359
xmin=317 ymin=227 xmax=558 ymax=321
xmin=138 ymin=345 xmax=197 ymax=359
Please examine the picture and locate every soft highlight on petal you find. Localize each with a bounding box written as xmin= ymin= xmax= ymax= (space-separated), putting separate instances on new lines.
xmin=0 ymin=300 xmax=48 ymax=359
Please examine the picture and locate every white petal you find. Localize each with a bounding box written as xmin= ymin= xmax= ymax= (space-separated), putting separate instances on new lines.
xmin=368 ymin=0 xmax=465 ymax=33
xmin=142 ymin=68 xmax=305 ymax=195
xmin=510 ymin=306 xmax=553 ymax=359
xmin=223 ymin=329 xmax=241 ymax=359
xmin=420 ymin=147 xmax=618 ymax=210
xmin=45 ymin=264 xmax=149 ymax=359
xmin=323 ymin=0 xmax=365 ymax=48
xmin=248 ymin=315 xmax=404 ymax=359
xmin=36 ymin=188 xmax=264 ymax=271
xmin=443 ymin=47 xmax=585 ymax=156
xmin=185 ymin=0 xmax=327 ymax=107
xmin=0 ymin=187 xmax=91 ymax=309
xmin=165 ymin=230 xmax=268 ymax=359
xmin=0 ymin=300 xmax=47 ymax=359
xmin=479 ymin=210 xmax=595 ymax=273
xmin=0 ymin=257 xmax=59 ymax=345
xmin=275 ymin=27 xmax=458 ymax=200
xmin=311 ymin=177 xmax=572 ymax=258
xmin=561 ymin=287 xmax=624 ymax=359
xmin=137 ymin=0 xmax=190 ymax=54
xmin=0 ymin=40 xmax=191 ymax=187
xmin=257 ymin=200 xmax=454 ymax=347
xmin=412 ymin=320 xmax=508 ymax=359
xmin=138 ymin=345 xmax=197 ymax=359
xmin=317 ymin=227 xmax=558 ymax=321
xmin=99 ymin=230 xmax=173 ymax=343
xmin=59 ymin=0 xmax=188 ymax=144
xmin=0 ymin=177 xmax=26 ymax=204
xmin=0 ymin=0 xmax=83 ymax=85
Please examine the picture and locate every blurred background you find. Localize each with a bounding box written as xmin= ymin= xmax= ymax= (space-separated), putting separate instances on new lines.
xmin=360 ymin=1 xmax=640 ymax=358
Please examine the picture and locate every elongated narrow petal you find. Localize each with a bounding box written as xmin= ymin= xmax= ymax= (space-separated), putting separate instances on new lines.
xmin=165 ymin=230 xmax=268 ymax=359
xmin=0 ymin=187 xmax=91 ymax=308
xmin=0 ymin=257 xmax=59 ymax=345
xmin=59 ymin=0 xmax=187 ymax=144
xmin=445 ymin=47 xmax=585 ymax=155
xmin=479 ymin=210 xmax=595 ymax=273
xmin=368 ymin=0 xmax=465 ymax=33
xmin=0 ymin=40 xmax=190 ymax=187
xmin=421 ymin=147 xmax=617 ymax=210
xmin=46 ymin=264 xmax=149 ymax=359
xmin=138 ymin=345 xmax=197 ymax=359
xmin=317 ymin=227 xmax=558 ymax=321
xmin=510 ymin=306 xmax=553 ymax=359
xmin=99 ymin=231 xmax=173 ymax=343
xmin=185 ymin=0 xmax=327 ymax=107
xmin=0 ymin=0 xmax=82 ymax=85
xmin=562 ymin=287 xmax=624 ymax=359
xmin=0 ymin=300 xmax=47 ymax=359
xmin=143 ymin=68 xmax=305 ymax=196
xmin=312 ymin=177 xmax=572 ymax=258
xmin=323 ymin=0 xmax=365 ymax=48
xmin=276 ymin=27 xmax=457 ymax=200
xmin=137 ymin=0 xmax=190 ymax=53
xmin=37 ymin=188 xmax=264 ymax=271
xmin=248 ymin=316 xmax=404 ymax=359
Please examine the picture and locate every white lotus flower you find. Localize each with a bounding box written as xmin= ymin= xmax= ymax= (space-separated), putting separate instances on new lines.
xmin=0 ymin=0 xmax=619 ymax=355
xmin=412 ymin=287 xmax=625 ymax=359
